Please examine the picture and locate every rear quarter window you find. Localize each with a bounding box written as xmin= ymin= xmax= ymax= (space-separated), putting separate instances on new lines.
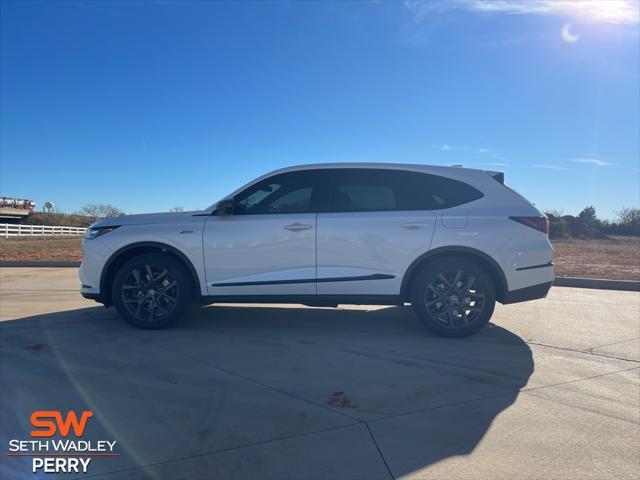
xmin=410 ymin=173 xmax=484 ymax=210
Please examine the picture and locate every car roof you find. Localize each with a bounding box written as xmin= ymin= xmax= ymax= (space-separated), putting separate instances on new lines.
xmin=270 ymin=162 xmax=485 ymax=175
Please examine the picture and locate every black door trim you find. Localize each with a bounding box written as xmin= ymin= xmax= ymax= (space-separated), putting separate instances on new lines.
xmin=210 ymin=273 xmax=394 ymax=288
xmin=515 ymin=261 xmax=554 ymax=271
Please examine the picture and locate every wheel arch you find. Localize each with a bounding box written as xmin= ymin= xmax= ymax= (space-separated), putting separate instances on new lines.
xmin=100 ymin=242 xmax=201 ymax=307
xmin=401 ymin=246 xmax=508 ymax=303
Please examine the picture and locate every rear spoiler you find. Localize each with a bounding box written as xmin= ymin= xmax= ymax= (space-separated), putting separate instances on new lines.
xmin=486 ymin=170 xmax=504 ymax=184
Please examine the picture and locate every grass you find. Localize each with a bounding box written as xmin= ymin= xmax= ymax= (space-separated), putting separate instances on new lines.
xmin=1 ymin=235 xmax=638 ymax=281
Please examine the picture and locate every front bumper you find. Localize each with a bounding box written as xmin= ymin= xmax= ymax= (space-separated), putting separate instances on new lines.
xmin=79 ymin=237 xmax=114 ymax=303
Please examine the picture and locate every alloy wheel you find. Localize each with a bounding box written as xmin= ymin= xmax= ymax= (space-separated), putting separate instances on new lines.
xmin=424 ymin=269 xmax=486 ymax=330
xmin=121 ymin=264 xmax=180 ymax=322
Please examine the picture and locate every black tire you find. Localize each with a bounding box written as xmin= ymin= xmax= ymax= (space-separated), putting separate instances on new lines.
xmin=112 ymin=253 xmax=193 ymax=329
xmin=411 ymin=257 xmax=496 ymax=338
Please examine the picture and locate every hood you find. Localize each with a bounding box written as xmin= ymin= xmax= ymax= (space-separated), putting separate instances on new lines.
xmin=90 ymin=210 xmax=205 ymax=228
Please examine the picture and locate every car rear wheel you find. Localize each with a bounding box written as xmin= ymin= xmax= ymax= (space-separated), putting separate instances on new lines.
xmin=411 ymin=258 xmax=496 ymax=338
xmin=112 ymin=253 xmax=192 ymax=329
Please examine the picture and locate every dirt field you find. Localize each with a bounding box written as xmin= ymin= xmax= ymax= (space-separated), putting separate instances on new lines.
xmin=0 ymin=237 xmax=83 ymax=261
xmin=552 ymin=236 xmax=640 ymax=281
xmin=1 ymin=235 xmax=638 ymax=281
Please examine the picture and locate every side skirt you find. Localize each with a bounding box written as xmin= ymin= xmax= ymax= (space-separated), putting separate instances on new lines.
xmin=196 ymin=294 xmax=402 ymax=307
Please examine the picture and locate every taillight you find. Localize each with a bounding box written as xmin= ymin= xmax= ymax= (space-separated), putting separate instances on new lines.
xmin=509 ymin=216 xmax=549 ymax=234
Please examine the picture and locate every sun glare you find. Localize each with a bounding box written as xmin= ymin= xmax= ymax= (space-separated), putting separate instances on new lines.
xmin=579 ymin=0 xmax=640 ymax=23
xmin=467 ymin=0 xmax=639 ymax=25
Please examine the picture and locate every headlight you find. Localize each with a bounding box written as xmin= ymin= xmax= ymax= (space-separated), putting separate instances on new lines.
xmin=84 ymin=226 xmax=118 ymax=240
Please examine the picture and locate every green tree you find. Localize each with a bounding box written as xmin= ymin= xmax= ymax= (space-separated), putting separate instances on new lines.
xmin=578 ymin=206 xmax=597 ymax=227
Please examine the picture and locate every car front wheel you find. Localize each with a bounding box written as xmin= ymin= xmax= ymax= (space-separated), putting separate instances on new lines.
xmin=112 ymin=253 xmax=192 ymax=329
xmin=411 ymin=258 xmax=496 ymax=338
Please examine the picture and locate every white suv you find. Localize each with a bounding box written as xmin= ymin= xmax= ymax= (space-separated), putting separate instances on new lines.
xmin=80 ymin=163 xmax=554 ymax=337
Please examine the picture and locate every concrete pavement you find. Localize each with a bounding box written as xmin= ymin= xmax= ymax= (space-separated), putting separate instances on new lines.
xmin=0 ymin=267 xmax=638 ymax=479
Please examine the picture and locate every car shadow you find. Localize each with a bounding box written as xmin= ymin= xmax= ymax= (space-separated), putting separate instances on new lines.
xmin=0 ymin=304 xmax=533 ymax=479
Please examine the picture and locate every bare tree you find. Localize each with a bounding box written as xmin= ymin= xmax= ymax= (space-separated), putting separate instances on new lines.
xmin=80 ymin=204 xmax=126 ymax=221
xmin=616 ymin=207 xmax=640 ymax=235
xmin=169 ymin=206 xmax=185 ymax=212
xmin=617 ymin=206 xmax=640 ymax=225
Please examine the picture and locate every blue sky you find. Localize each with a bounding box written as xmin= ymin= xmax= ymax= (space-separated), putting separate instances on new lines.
xmin=1 ymin=0 xmax=638 ymax=219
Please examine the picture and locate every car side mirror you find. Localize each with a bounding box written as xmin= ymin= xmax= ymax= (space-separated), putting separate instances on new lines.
xmin=216 ymin=199 xmax=235 ymax=216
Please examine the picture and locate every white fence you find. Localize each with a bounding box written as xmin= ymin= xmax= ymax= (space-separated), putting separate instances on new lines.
xmin=0 ymin=223 xmax=87 ymax=238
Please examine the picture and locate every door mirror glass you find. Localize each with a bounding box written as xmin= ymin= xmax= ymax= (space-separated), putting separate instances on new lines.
xmin=216 ymin=199 xmax=235 ymax=216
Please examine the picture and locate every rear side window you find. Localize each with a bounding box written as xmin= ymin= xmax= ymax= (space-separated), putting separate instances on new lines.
xmin=335 ymin=183 xmax=396 ymax=211
xmin=328 ymin=169 xmax=483 ymax=212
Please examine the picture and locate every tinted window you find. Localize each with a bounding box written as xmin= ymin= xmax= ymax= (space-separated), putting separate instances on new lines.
xmin=270 ymin=187 xmax=313 ymax=212
xmin=329 ymin=170 xmax=397 ymax=212
xmin=234 ymin=171 xmax=324 ymax=214
xmin=404 ymin=171 xmax=484 ymax=210
xmin=336 ymin=184 xmax=396 ymax=211
xmin=328 ymin=169 xmax=483 ymax=212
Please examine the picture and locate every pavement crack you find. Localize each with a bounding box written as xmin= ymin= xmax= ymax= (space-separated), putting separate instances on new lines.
xmin=153 ymin=342 xmax=363 ymax=423
xmin=524 ymin=340 xmax=639 ymax=363
xmin=366 ymin=365 xmax=640 ymax=426
xmin=587 ymin=337 xmax=639 ymax=352
xmin=365 ymin=422 xmax=395 ymax=479
xmin=80 ymin=422 xmax=360 ymax=480
xmin=367 ymin=389 xmax=520 ymax=425
xmin=520 ymin=365 xmax=640 ymax=395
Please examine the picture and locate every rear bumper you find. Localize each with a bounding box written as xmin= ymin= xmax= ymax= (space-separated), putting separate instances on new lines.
xmin=501 ymin=281 xmax=552 ymax=304
xmin=81 ymin=291 xmax=105 ymax=304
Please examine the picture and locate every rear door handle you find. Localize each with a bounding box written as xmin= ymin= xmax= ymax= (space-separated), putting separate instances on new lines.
xmin=400 ymin=223 xmax=428 ymax=230
xmin=284 ymin=223 xmax=313 ymax=232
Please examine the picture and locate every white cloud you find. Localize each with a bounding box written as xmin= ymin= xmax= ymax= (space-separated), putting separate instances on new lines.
xmin=403 ymin=0 xmax=448 ymax=23
xmin=432 ymin=144 xmax=509 ymax=163
xmin=532 ymin=164 xmax=569 ymax=170
xmin=404 ymin=0 xmax=639 ymax=24
xmin=571 ymin=157 xmax=611 ymax=166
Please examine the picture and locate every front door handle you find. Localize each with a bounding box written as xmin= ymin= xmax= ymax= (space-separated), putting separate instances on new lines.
xmin=284 ymin=223 xmax=313 ymax=232
xmin=401 ymin=223 xmax=428 ymax=230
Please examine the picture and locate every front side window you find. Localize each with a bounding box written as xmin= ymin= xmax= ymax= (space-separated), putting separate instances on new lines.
xmin=234 ymin=171 xmax=324 ymax=214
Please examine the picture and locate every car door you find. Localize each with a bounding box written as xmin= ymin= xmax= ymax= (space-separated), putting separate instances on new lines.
xmin=203 ymin=170 xmax=327 ymax=297
xmin=317 ymin=168 xmax=436 ymax=296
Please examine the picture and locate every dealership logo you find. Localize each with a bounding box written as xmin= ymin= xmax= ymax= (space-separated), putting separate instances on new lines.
xmin=6 ymin=410 xmax=119 ymax=474
xmin=31 ymin=410 xmax=94 ymax=437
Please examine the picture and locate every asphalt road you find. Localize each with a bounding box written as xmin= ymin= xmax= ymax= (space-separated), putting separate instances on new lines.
xmin=0 ymin=267 xmax=638 ymax=479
